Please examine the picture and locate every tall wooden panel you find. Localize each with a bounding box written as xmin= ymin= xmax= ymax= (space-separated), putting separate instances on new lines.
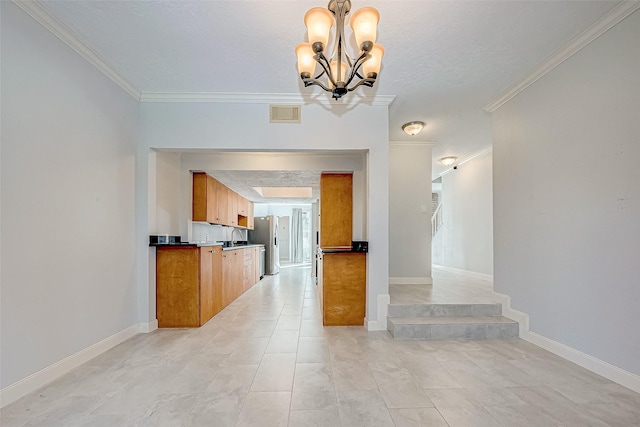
xmin=192 ymin=172 xmax=208 ymax=222
xmin=199 ymin=247 xmax=214 ymax=324
xmin=320 ymin=173 xmax=353 ymax=249
xmin=210 ymin=247 xmax=223 ymax=316
xmin=156 ymin=247 xmax=200 ymax=328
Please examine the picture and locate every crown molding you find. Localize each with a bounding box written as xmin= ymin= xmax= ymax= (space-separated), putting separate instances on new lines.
xmin=139 ymin=92 xmax=396 ymax=106
xmin=484 ymin=1 xmax=640 ymax=112
xmin=13 ymin=0 xmax=142 ymax=100
xmin=14 ymin=0 xmax=395 ymax=107
xmin=439 ymin=146 xmax=492 ymax=176
xmin=389 ymin=141 xmax=437 ymax=148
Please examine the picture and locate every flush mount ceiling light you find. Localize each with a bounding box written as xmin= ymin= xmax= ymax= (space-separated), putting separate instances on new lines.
xmin=402 ymin=121 xmax=425 ymax=136
xmin=439 ymin=156 xmax=458 ymax=166
xmin=296 ymin=0 xmax=384 ymax=100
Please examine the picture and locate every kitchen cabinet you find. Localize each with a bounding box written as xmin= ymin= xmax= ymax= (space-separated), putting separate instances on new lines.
xmin=254 ymin=246 xmax=261 ymax=282
xmin=192 ymin=172 xmax=254 ymax=229
xmin=242 ymin=249 xmax=253 ymax=292
xmin=239 ymin=199 xmax=254 ymax=230
xmin=320 ymin=173 xmax=353 ymax=249
xmin=227 ymin=191 xmax=238 ymax=227
xmin=247 ymin=202 xmax=255 ymax=230
xmin=319 ymin=251 xmax=366 ymax=326
xmin=156 ymin=245 xmax=261 ymax=328
xmin=237 ymin=195 xmax=249 ymax=217
xmin=193 ymin=173 xmax=220 ymax=223
xmin=216 ymin=184 xmax=230 ymax=226
xmin=222 ymin=248 xmax=243 ymax=305
xmin=156 ymin=245 xmax=222 ymax=327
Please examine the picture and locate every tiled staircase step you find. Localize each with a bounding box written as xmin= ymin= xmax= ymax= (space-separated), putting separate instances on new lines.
xmin=388 ymin=316 xmax=519 ymax=340
xmin=387 ymin=303 xmax=502 ymax=318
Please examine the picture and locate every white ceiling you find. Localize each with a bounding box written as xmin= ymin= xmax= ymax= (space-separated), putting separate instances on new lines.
xmin=34 ymin=0 xmax=619 ymax=184
xmin=209 ymin=170 xmax=321 ymax=204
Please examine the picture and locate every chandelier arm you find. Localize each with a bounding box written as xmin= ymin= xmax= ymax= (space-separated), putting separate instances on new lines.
xmin=314 ymin=52 xmax=337 ymax=88
xmin=343 ymin=51 xmax=370 ymax=88
xmin=346 ymin=77 xmax=376 ymax=92
xmin=302 ymin=78 xmax=333 ymax=92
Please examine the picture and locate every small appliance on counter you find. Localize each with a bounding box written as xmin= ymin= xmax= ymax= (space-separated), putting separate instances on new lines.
xmin=351 ymin=241 xmax=368 ymax=253
xmin=150 ymin=235 xmax=184 ymax=245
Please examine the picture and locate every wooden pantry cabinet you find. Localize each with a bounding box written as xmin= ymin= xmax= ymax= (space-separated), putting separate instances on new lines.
xmin=320 ymin=173 xmax=353 ymax=249
xmin=318 ymin=251 xmax=366 ymax=326
xmin=192 ymin=172 xmax=252 ymax=229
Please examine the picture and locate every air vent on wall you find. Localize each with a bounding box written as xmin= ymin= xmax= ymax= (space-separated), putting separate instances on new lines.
xmin=269 ymin=105 xmax=301 ymax=123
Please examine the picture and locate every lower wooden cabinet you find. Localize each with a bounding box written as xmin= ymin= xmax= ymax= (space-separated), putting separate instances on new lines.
xmin=318 ymin=252 xmax=366 ymax=326
xmin=222 ymin=249 xmax=243 ymax=306
xmin=156 ymin=245 xmax=261 ymax=328
xmin=156 ymin=246 xmax=222 ymax=328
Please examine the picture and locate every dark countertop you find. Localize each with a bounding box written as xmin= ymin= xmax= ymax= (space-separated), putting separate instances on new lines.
xmin=151 ymin=242 xmax=264 ymax=251
xmin=320 ymin=248 xmax=367 ymax=254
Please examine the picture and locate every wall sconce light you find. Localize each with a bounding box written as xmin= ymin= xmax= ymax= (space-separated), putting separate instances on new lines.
xmin=439 ymin=156 xmax=458 ymax=166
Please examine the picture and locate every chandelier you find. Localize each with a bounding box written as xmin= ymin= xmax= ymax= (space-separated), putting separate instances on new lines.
xmin=296 ymin=0 xmax=384 ymax=100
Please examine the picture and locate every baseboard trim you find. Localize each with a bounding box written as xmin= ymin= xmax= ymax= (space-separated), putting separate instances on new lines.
xmin=523 ymin=331 xmax=640 ymax=393
xmin=139 ymin=319 xmax=158 ymax=333
xmin=389 ymin=277 xmax=433 ymax=285
xmin=432 ymin=264 xmax=493 ymax=281
xmin=1 ymin=323 xmax=142 ymax=408
xmin=492 ymin=291 xmax=530 ymax=337
xmin=492 ymin=290 xmax=639 ymax=393
xmin=367 ymin=293 xmax=390 ymax=331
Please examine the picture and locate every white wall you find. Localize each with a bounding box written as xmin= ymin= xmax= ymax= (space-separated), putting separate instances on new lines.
xmin=139 ymin=103 xmax=389 ymax=328
xmin=1 ymin=2 xmax=139 ymax=389
xmin=493 ymin=10 xmax=640 ymax=376
xmin=432 ymin=152 xmax=493 ymax=275
xmin=151 ymin=151 xmax=182 ymax=235
xmin=388 ymin=143 xmax=433 ymax=281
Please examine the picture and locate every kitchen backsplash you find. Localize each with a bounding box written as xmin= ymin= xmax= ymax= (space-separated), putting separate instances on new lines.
xmin=191 ymin=222 xmax=247 ymax=243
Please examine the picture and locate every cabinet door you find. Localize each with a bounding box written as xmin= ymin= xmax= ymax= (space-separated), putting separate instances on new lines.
xmin=320 ymin=173 xmax=353 ymax=249
xmin=233 ymin=249 xmax=243 ymax=297
xmin=192 ymin=172 xmax=208 ymax=222
xmin=253 ymin=246 xmax=260 ymax=283
xmin=206 ymin=176 xmax=218 ymax=223
xmin=217 ymin=185 xmax=229 ymax=225
xmin=247 ymin=202 xmax=255 ymax=230
xmin=199 ymin=247 xmax=214 ymax=325
xmin=211 ymin=246 xmax=224 ymax=316
xmin=237 ymin=196 xmax=248 ymax=216
xmin=222 ymin=251 xmax=234 ymax=306
xmin=322 ymin=253 xmax=365 ymax=326
xmin=228 ymin=191 xmax=238 ymax=227
xmin=157 ymin=247 xmax=200 ymax=328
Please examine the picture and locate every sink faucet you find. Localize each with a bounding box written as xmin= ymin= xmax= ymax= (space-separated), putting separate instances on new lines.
xmin=231 ymin=228 xmax=243 ymax=246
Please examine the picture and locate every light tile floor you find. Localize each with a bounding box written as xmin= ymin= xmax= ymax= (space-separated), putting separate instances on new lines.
xmin=2 ymin=266 xmax=639 ymax=426
xmin=390 ymin=266 xmax=499 ymax=304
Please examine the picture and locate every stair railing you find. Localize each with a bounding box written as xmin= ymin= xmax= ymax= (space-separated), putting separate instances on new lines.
xmin=431 ymin=202 xmax=443 ymax=237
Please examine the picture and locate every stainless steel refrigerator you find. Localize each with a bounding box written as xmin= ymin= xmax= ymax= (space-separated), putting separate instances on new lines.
xmin=249 ymin=215 xmax=280 ymax=275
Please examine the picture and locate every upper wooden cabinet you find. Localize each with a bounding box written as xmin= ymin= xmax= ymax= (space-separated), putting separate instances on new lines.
xmin=320 ymin=173 xmax=353 ymax=249
xmin=237 ymin=196 xmax=249 ymax=217
xmin=216 ymin=183 xmax=230 ymax=225
xmin=193 ymin=173 xmax=217 ymax=223
xmin=192 ymin=172 xmax=253 ymax=228
xmin=227 ymin=191 xmax=238 ymax=227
